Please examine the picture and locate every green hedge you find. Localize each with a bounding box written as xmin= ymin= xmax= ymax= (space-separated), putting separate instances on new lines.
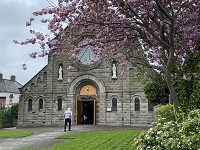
xmin=154 ymin=104 xmax=176 ymax=122
xmin=0 ymin=111 xmax=2 ymax=128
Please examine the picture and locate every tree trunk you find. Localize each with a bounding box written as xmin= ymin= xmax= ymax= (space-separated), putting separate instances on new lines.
xmin=165 ymin=48 xmax=180 ymax=112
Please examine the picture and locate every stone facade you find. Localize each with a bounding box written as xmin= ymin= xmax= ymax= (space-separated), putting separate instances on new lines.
xmin=17 ymin=52 xmax=154 ymax=128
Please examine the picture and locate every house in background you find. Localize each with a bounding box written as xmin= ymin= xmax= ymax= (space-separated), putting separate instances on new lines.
xmin=0 ymin=73 xmax=22 ymax=107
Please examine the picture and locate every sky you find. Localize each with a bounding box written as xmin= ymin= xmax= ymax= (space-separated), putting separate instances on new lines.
xmin=0 ymin=0 xmax=57 ymax=85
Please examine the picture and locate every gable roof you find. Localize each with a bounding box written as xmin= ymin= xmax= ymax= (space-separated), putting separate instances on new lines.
xmin=21 ymin=65 xmax=48 ymax=88
xmin=0 ymin=79 xmax=22 ymax=93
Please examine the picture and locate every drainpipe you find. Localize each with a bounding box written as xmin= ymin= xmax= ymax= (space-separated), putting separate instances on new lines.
xmin=50 ymin=55 xmax=54 ymax=125
xmin=19 ymin=88 xmax=25 ymax=126
xmin=121 ymin=76 xmax=124 ymax=126
xmin=105 ymin=91 xmax=108 ymax=125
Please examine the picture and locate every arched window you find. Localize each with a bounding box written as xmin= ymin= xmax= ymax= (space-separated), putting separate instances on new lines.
xmin=43 ymin=72 xmax=47 ymax=87
xmin=43 ymin=72 xmax=47 ymax=81
xmin=39 ymin=99 xmax=43 ymax=110
xmin=80 ymin=85 xmax=96 ymax=96
xmin=58 ymin=97 xmax=62 ymax=111
xmin=112 ymin=98 xmax=117 ymax=111
xmin=37 ymin=77 xmax=41 ymax=83
xmin=135 ymin=98 xmax=140 ymax=111
xmin=28 ymin=99 xmax=32 ymax=111
xmin=30 ymin=83 xmax=34 ymax=91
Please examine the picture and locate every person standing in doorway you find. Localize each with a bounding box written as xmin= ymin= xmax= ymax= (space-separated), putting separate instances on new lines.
xmin=64 ymin=107 xmax=72 ymax=131
xmin=83 ymin=114 xmax=87 ymax=124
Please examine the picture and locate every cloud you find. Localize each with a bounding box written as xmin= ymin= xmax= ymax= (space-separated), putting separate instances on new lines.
xmin=0 ymin=0 xmax=56 ymax=85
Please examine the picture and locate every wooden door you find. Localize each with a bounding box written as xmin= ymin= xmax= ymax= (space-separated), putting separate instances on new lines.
xmin=93 ymin=100 xmax=96 ymax=125
xmin=76 ymin=100 xmax=81 ymax=125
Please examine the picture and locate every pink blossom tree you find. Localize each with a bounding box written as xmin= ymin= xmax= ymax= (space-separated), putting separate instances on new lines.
xmin=14 ymin=0 xmax=200 ymax=111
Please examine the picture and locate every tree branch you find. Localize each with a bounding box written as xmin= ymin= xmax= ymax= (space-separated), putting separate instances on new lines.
xmin=155 ymin=0 xmax=173 ymax=21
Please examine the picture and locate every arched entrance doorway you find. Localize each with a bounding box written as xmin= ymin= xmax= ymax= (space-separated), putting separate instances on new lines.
xmin=76 ymin=85 xmax=96 ymax=125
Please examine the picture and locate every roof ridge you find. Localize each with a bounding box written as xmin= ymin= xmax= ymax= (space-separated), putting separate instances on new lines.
xmin=0 ymin=79 xmax=22 ymax=93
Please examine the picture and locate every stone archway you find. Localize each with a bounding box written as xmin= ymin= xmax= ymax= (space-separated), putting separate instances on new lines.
xmin=76 ymin=84 xmax=97 ymax=125
xmin=68 ymin=74 xmax=106 ymax=125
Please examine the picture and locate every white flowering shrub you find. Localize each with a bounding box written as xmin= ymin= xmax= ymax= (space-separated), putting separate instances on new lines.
xmin=135 ymin=109 xmax=200 ymax=150
xmin=180 ymin=109 xmax=200 ymax=150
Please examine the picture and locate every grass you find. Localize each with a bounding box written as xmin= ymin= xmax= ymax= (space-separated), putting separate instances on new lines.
xmin=0 ymin=129 xmax=33 ymax=138
xmin=48 ymin=130 xmax=142 ymax=150
xmin=1 ymin=129 xmax=143 ymax=150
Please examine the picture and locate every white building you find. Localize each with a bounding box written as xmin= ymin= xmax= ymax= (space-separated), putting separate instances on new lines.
xmin=0 ymin=73 xmax=22 ymax=107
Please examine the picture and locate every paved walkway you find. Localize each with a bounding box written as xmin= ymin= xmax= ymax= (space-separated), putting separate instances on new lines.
xmin=0 ymin=125 xmax=149 ymax=150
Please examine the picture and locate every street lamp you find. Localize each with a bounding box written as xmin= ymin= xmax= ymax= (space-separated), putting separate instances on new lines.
xmin=9 ymin=94 xmax=14 ymax=127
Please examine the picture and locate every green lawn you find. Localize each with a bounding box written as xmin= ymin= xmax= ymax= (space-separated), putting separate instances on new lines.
xmin=48 ymin=130 xmax=142 ymax=150
xmin=1 ymin=129 xmax=143 ymax=150
xmin=0 ymin=129 xmax=33 ymax=138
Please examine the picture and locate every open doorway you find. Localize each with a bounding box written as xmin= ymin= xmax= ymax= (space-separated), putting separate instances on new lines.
xmin=76 ymin=100 xmax=96 ymax=125
xmin=81 ymin=101 xmax=94 ymax=124
xmin=76 ymin=84 xmax=97 ymax=125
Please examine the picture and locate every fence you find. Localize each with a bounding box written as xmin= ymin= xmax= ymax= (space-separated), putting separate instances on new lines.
xmin=0 ymin=106 xmax=13 ymax=128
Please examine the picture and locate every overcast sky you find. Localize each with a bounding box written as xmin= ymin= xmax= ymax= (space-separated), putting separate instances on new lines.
xmin=0 ymin=0 xmax=58 ymax=85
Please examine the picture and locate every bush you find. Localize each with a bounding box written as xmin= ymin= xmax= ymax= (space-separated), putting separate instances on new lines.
xmin=134 ymin=109 xmax=200 ymax=150
xmin=177 ymin=79 xmax=200 ymax=113
xmin=11 ymin=103 xmax=19 ymax=119
xmin=0 ymin=111 xmax=3 ymax=128
xmin=180 ymin=109 xmax=200 ymax=149
xmin=0 ymin=106 xmax=4 ymax=128
xmin=144 ymin=74 xmax=169 ymax=106
xmin=189 ymin=80 xmax=200 ymax=109
xmin=154 ymin=104 xmax=176 ymax=122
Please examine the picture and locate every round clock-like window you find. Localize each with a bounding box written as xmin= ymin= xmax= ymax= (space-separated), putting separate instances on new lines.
xmin=73 ymin=41 xmax=101 ymax=70
xmin=76 ymin=44 xmax=98 ymax=65
xmin=73 ymin=40 xmax=101 ymax=70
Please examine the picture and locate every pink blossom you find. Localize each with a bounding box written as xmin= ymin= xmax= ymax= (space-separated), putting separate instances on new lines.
xmin=29 ymin=52 xmax=37 ymax=59
xmin=30 ymin=18 xmax=34 ymax=22
xmin=13 ymin=40 xmax=19 ymax=44
xmin=26 ymin=21 xmax=31 ymax=26
xmin=14 ymin=0 xmax=199 ymax=103
xmin=67 ymin=65 xmax=73 ymax=70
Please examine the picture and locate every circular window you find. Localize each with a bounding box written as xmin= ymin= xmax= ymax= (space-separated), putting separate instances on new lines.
xmin=76 ymin=45 xmax=98 ymax=65
xmin=73 ymin=41 xmax=101 ymax=70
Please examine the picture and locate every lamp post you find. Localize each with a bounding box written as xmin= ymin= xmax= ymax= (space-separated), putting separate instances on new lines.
xmin=9 ymin=94 xmax=13 ymax=127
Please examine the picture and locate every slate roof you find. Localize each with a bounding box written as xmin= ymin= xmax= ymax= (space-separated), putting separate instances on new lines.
xmin=0 ymin=79 xmax=22 ymax=93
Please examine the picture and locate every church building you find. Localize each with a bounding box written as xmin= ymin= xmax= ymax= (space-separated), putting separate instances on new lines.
xmin=17 ymin=44 xmax=154 ymax=127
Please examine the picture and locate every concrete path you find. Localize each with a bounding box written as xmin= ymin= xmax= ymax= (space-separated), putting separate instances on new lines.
xmin=0 ymin=125 xmax=149 ymax=150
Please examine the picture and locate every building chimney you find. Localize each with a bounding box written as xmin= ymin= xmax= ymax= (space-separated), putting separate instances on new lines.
xmin=0 ymin=73 xmax=2 ymax=81
xmin=10 ymin=75 xmax=16 ymax=82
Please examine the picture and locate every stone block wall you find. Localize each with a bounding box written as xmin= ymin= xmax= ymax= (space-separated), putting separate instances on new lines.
xmin=17 ymin=53 xmax=155 ymax=128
